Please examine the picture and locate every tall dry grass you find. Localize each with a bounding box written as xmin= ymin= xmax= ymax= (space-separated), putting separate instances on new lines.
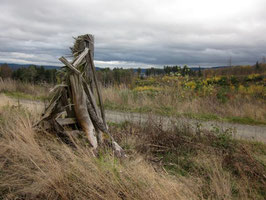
xmin=0 ymin=79 xmax=264 ymax=123
xmin=0 ymin=106 xmax=198 ymax=200
xmin=111 ymin=119 xmax=266 ymax=200
xmin=203 ymin=64 xmax=266 ymax=77
xmin=0 ymin=103 xmax=265 ymax=199
xmin=0 ymin=78 xmax=50 ymax=99
xmin=102 ymin=86 xmax=266 ymax=122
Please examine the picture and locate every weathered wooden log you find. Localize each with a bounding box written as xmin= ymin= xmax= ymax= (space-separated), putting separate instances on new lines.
xmin=34 ymin=87 xmax=63 ymax=127
xmin=82 ymin=79 xmax=101 ymax=117
xmin=56 ymin=118 xmax=77 ymax=126
xmin=86 ymin=97 xmax=125 ymax=157
xmin=69 ymin=74 xmax=97 ymax=149
xmin=61 ymin=87 xmax=75 ymax=118
xmin=65 ymin=130 xmax=83 ymax=136
xmin=59 ymin=57 xmax=81 ymax=75
xmin=84 ymin=35 xmax=94 ymax=93
xmin=73 ymin=47 xmax=89 ymax=67
xmin=87 ymin=50 xmax=107 ymax=128
xmin=112 ymin=141 xmax=125 ymax=158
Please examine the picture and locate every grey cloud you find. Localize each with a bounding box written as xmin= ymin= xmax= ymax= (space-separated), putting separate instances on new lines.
xmin=0 ymin=0 xmax=265 ymax=68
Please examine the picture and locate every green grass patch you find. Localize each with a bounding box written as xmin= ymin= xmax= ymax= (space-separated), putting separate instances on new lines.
xmin=3 ymin=91 xmax=50 ymax=101
xmin=224 ymin=116 xmax=266 ymax=125
xmin=107 ymin=121 xmax=131 ymax=129
xmin=104 ymin=102 xmax=153 ymax=114
xmin=183 ymin=112 xmax=221 ymax=121
xmin=182 ymin=113 xmax=266 ymax=125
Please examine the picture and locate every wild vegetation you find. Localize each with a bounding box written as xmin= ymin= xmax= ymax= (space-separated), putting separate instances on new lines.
xmin=102 ymin=65 xmax=266 ymax=125
xmin=0 ymin=63 xmax=265 ymax=125
xmin=203 ymin=63 xmax=266 ymax=77
xmin=0 ymin=106 xmax=194 ymax=199
xmin=0 ymin=62 xmax=265 ymax=199
xmin=0 ymin=78 xmax=50 ymax=101
xmin=0 ymin=64 xmax=57 ymax=84
xmin=0 ymin=105 xmax=265 ymax=199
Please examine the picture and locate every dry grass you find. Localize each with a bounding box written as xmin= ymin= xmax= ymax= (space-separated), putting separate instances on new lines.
xmin=111 ymin=120 xmax=266 ymax=199
xmin=194 ymin=156 xmax=232 ymax=199
xmin=0 ymin=103 xmax=265 ymax=199
xmin=0 ymin=80 xmax=265 ymax=199
xmin=0 ymin=78 xmax=50 ymax=100
xmin=0 ymin=79 xmax=265 ymax=124
xmin=102 ymin=86 xmax=266 ymax=123
xmin=0 ymin=106 xmax=198 ymax=200
xmin=203 ymin=64 xmax=266 ymax=77
xmin=0 ymin=94 xmax=45 ymax=114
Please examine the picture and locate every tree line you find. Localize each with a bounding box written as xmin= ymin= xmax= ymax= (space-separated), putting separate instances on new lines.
xmin=96 ymin=68 xmax=134 ymax=86
xmin=144 ymin=65 xmax=201 ymax=76
xmin=0 ymin=64 xmax=135 ymax=86
xmin=2 ymin=63 xmax=239 ymax=86
xmin=0 ymin=64 xmax=57 ymax=84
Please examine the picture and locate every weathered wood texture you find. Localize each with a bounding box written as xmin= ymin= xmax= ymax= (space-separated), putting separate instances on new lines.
xmin=59 ymin=57 xmax=81 ymax=75
xmin=38 ymin=34 xmax=124 ymax=157
xmin=87 ymin=50 xmax=107 ymax=128
xmin=56 ymin=118 xmax=77 ymax=126
xmin=69 ymin=74 xmax=98 ymax=149
xmin=73 ymin=47 xmax=89 ymax=67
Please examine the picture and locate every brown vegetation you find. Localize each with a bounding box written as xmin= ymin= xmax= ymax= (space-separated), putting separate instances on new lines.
xmin=0 ymin=78 xmax=49 ymax=100
xmin=102 ymin=85 xmax=266 ymax=124
xmin=203 ymin=64 xmax=266 ymax=77
xmin=0 ymin=106 xmax=197 ymax=200
xmin=0 ymin=105 xmax=265 ymax=199
xmin=111 ymin=119 xmax=266 ymax=199
xmin=0 ymin=76 xmax=265 ymax=125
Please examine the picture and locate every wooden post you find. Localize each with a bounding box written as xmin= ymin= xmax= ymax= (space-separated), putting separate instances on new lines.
xmin=87 ymin=49 xmax=107 ymax=129
xmin=84 ymin=35 xmax=94 ymax=93
xmin=38 ymin=34 xmax=125 ymax=157
xmin=69 ymin=74 xmax=98 ymax=150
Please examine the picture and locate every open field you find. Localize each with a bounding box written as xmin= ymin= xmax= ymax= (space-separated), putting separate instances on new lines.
xmin=0 ymin=67 xmax=265 ymax=199
xmin=102 ymin=72 xmax=266 ymax=125
xmin=0 ymin=103 xmax=265 ymax=199
xmin=0 ymin=78 xmax=50 ymax=101
xmin=1 ymin=72 xmax=266 ymax=126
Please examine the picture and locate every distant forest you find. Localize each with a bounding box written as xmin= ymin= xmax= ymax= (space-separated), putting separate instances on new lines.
xmin=0 ymin=62 xmax=264 ymax=86
xmin=0 ymin=64 xmax=57 ymax=84
xmin=0 ymin=63 xmax=201 ymax=85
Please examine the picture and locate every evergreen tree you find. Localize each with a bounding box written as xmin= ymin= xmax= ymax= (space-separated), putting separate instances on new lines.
xmin=198 ymin=66 xmax=202 ymax=77
xmin=255 ymin=61 xmax=260 ymax=70
xmin=0 ymin=64 xmax=12 ymax=79
xmin=137 ymin=68 xmax=141 ymax=77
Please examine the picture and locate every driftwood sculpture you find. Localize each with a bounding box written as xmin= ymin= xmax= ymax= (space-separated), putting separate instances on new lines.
xmin=37 ymin=34 xmax=124 ymax=157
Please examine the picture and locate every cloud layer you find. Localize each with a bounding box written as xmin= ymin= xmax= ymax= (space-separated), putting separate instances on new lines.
xmin=0 ymin=0 xmax=265 ymax=68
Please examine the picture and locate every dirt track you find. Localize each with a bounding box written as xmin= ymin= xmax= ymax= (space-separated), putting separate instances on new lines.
xmin=1 ymin=94 xmax=265 ymax=143
xmin=106 ymin=110 xmax=266 ymax=142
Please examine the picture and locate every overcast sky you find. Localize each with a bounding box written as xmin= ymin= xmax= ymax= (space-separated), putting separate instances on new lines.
xmin=0 ymin=0 xmax=265 ymax=68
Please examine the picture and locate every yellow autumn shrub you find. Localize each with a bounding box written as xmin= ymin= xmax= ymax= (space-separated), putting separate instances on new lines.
xmin=133 ymin=86 xmax=162 ymax=92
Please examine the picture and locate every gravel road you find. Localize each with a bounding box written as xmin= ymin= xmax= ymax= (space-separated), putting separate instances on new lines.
xmin=106 ymin=110 xmax=266 ymax=142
